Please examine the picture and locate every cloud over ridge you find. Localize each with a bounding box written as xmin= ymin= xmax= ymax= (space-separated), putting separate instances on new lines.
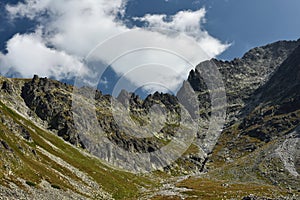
xmin=0 ymin=0 xmax=229 ymax=93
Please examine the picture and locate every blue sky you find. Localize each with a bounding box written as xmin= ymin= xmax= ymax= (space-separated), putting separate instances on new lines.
xmin=0 ymin=0 xmax=300 ymax=95
xmin=123 ymin=0 xmax=300 ymax=59
xmin=204 ymin=0 xmax=300 ymax=59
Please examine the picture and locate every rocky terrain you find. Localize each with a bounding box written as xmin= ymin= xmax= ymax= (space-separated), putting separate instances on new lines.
xmin=209 ymin=42 xmax=300 ymax=165
xmin=0 ymin=39 xmax=299 ymax=199
xmin=188 ymin=39 xmax=300 ymax=122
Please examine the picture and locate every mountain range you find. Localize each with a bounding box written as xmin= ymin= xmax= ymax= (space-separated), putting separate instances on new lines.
xmin=0 ymin=39 xmax=299 ymax=199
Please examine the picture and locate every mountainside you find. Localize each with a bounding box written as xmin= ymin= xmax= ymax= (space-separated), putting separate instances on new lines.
xmin=0 ymin=77 xmax=158 ymax=199
xmin=0 ymin=39 xmax=300 ymax=199
xmin=207 ymin=42 xmax=300 ymax=194
xmin=188 ymin=39 xmax=300 ymax=122
xmin=240 ymin=44 xmax=300 ymax=141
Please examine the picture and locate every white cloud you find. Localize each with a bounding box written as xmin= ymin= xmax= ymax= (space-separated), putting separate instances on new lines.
xmin=136 ymin=9 xmax=206 ymax=34
xmin=6 ymin=0 xmax=129 ymax=56
xmin=0 ymin=29 xmax=88 ymax=79
xmin=1 ymin=0 xmax=229 ymax=94
xmin=134 ymin=8 xmax=228 ymax=57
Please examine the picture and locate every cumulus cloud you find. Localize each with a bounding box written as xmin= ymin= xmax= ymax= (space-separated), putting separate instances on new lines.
xmin=134 ymin=8 xmax=228 ymax=57
xmin=0 ymin=29 xmax=88 ymax=79
xmin=1 ymin=0 xmax=229 ymax=94
xmin=6 ymin=0 xmax=129 ymax=56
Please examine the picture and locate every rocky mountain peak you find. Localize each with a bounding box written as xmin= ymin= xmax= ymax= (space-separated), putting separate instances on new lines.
xmin=237 ymin=43 xmax=300 ymax=141
xmin=188 ymin=39 xmax=300 ymax=122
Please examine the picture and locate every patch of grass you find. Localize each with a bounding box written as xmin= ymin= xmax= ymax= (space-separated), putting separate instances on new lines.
xmin=183 ymin=143 xmax=199 ymax=156
xmin=176 ymin=177 xmax=289 ymax=200
xmin=11 ymin=78 xmax=31 ymax=82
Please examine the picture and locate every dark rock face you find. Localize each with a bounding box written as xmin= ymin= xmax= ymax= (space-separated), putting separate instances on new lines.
xmin=21 ymin=75 xmax=84 ymax=147
xmin=143 ymin=91 xmax=179 ymax=113
xmin=1 ymin=81 xmax=14 ymax=94
xmin=20 ymin=126 xmax=31 ymax=141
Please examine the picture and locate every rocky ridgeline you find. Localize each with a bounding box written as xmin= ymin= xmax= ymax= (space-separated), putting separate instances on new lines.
xmin=188 ymin=39 xmax=300 ymax=122
xmin=18 ymin=74 xmax=206 ymax=173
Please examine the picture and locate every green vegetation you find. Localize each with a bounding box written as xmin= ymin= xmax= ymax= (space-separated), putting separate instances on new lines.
xmin=176 ymin=177 xmax=289 ymax=200
xmin=0 ymin=100 xmax=157 ymax=199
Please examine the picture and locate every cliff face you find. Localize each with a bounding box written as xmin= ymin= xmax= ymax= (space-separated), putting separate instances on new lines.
xmin=239 ymin=44 xmax=300 ymax=141
xmin=188 ymin=39 xmax=300 ymax=122
xmin=0 ymin=39 xmax=300 ymax=199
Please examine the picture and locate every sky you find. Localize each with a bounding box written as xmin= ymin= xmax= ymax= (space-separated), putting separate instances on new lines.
xmin=0 ymin=0 xmax=300 ymax=95
xmin=123 ymin=0 xmax=300 ymax=59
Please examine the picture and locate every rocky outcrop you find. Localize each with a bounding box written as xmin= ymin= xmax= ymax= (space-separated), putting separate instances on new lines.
xmin=207 ymin=41 xmax=300 ymax=193
xmin=239 ymin=44 xmax=300 ymax=141
xmin=20 ymin=75 xmax=84 ymax=147
xmin=1 ymin=81 xmax=14 ymax=94
xmin=188 ymin=39 xmax=300 ymax=122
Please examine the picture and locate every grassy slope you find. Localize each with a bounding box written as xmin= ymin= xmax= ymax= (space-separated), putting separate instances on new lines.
xmin=0 ymin=100 xmax=156 ymax=199
xmin=176 ymin=177 xmax=288 ymax=200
